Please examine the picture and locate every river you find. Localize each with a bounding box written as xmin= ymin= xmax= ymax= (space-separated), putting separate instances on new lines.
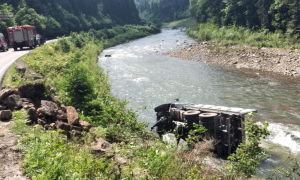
xmin=98 ymin=29 xmax=300 ymax=177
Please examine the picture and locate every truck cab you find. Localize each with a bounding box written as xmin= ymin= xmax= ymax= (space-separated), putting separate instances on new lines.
xmin=0 ymin=33 xmax=9 ymax=52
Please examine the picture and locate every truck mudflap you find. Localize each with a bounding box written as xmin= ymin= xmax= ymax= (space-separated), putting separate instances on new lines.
xmin=152 ymin=103 xmax=258 ymax=157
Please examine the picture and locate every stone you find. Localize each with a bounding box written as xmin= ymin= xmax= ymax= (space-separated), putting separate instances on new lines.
xmin=162 ymin=133 xmax=177 ymax=146
xmin=177 ymin=138 xmax=188 ymax=151
xmin=33 ymin=76 xmax=44 ymax=80
xmin=14 ymin=61 xmax=28 ymax=74
xmin=79 ymin=120 xmax=91 ymax=131
xmin=37 ymin=118 xmax=46 ymax=126
xmin=49 ymin=123 xmax=56 ymax=129
xmin=0 ymin=88 xmax=18 ymax=100
xmin=18 ymin=83 xmax=45 ymax=99
xmin=73 ymin=130 xmax=82 ymax=137
xmin=44 ymin=124 xmax=51 ymax=130
xmin=55 ymin=121 xmax=71 ymax=132
xmin=0 ymin=104 xmax=6 ymax=110
xmin=66 ymin=106 xmax=79 ymax=125
xmin=56 ymin=109 xmax=67 ymax=121
xmin=71 ymin=125 xmax=82 ymax=132
xmin=5 ymin=94 xmax=22 ymax=110
xmin=25 ymin=68 xmax=38 ymax=75
xmin=39 ymin=100 xmax=59 ymax=116
xmin=27 ymin=108 xmax=37 ymax=121
xmin=0 ymin=110 xmax=12 ymax=120
xmin=115 ymin=156 xmax=127 ymax=165
xmin=18 ymin=84 xmax=35 ymax=98
xmin=91 ymin=138 xmax=111 ymax=152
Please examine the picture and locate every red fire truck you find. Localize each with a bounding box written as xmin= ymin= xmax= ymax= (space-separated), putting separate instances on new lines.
xmin=7 ymin=25 xmax=37 ymax=51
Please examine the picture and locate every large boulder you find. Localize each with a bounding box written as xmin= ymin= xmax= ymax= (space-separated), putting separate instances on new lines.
xmin=18 ymin=83 xmax=45 ymax=99
xmin=5 ymin=94 xmax=22 ymax=110
xmin=18 ymin=84 xmax=35 ymax=98
xmin=91 ymin=138 xmax=111 ymax=152
xmin=0 ymin=110 xmax=12 ymax=120
xmin=66 ymin=106 xmax=79 ymax=125
xmin=0 ymin=88 xmax=18 ymax=100
xmin=38 ymin=100 xmax=59 ymax=117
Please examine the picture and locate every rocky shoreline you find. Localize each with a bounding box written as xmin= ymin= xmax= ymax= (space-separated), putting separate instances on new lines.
xmin=168 ymin=42 xmax=300 ymax=78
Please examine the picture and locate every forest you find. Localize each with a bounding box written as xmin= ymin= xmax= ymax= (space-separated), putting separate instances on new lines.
xmin=190 ymin=0 xmax=300 ymax=35
xmin=135 ymin=0 xmax=300 ymax=36
xmin=135 ymin=0 xmax=190 ymax=22
xmin=0 ymin=0 xmax=140 ymax=39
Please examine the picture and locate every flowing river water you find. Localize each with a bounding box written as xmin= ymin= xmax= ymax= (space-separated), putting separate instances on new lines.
xmin=98 ymin=29 xmax=300 ymax=177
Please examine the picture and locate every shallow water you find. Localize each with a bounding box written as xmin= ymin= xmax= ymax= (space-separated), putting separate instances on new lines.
xmin=98 ymin=29 xmax=300 ymax=177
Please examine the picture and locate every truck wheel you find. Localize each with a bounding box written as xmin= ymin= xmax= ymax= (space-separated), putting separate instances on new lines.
xmin=14 ymin=47 xmax=17 ymax=51
xmin=20 ymin=47 xmax=23 ymax=50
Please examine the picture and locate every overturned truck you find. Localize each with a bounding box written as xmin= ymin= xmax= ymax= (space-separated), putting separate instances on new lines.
xmin=153 ymin=103 xmax=257 ymax=156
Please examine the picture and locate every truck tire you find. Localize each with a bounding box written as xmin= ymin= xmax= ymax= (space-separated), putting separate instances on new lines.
xmin=183 ymin=111 xmax=201 ymax=124
xmin=14 ymin=47 xmax=17 ymax=51
xmin=20 ymin=47 xmax=23 ymax=50
xmin=199 ymin=113 xmax=218 ymax=123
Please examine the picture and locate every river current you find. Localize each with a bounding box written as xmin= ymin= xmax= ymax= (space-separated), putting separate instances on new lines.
xmin=98 ymin=29 xmax=300 ymax=177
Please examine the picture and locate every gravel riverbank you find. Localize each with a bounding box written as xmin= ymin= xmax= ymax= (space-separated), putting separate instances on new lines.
xmin=168 ymin=42 xmax=300 ymax=77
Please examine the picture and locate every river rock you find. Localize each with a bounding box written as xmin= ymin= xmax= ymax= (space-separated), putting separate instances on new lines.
xmin=162 ymin=133 xmax=177 ymax=146
xmin=66 ymin=106 xmax=79 ymax=125
xmin=0 ymin=110 xmax=12 ymax=120
xmin=5 ymin=94 xmax=22 ymax=110
xmin=79 ymin=120 xmax=91 ymax=131
xmin=91 ymin=138 xmax=111 ymax=152
xmin=39 ymin=100 xmax=58 ymax=116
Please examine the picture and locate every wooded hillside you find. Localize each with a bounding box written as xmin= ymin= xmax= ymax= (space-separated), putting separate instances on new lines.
xmin=0 ymin=0 xmax=140 ymax=39
xmin=190 ymin=0 xmax=300 ymax=35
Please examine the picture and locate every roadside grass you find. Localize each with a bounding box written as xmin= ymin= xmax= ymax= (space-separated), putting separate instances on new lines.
xmin=2 ymin=63 xmax=25 ymax=87
xmin=163 ymin=18 xmax=198 ymax=28
xmin=187 ymin=23 xmax=300 ymax=49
